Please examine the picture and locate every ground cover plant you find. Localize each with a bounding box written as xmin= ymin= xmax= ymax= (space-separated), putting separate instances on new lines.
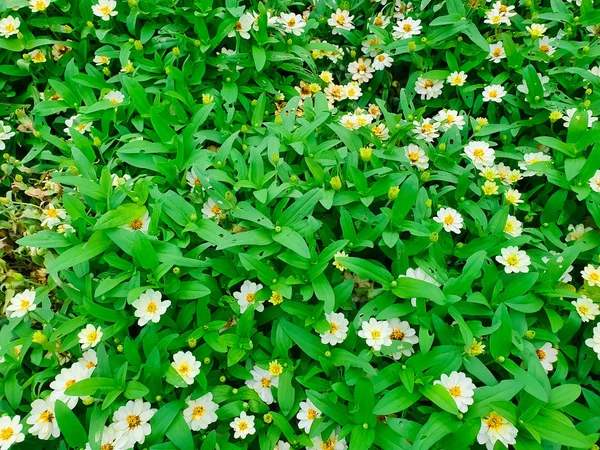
xmin=1 ymin=0 xmax=600 ymax=448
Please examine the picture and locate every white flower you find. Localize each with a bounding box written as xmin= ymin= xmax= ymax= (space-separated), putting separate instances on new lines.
xmin=6 ymin=289 xmax=36 ymax=318
xmin=309 ymin=430 xmax=348 ymax=450
xmin=348 ymin=58 xmax=375 ymax=84
xmin=590 ymin=169 xmax=600 ymax=193
xmin=392 ymin=17 xmax=422 ymax=39
xmin=504 ymin=215 xmax=522 ymax=237
xmin=372 ymin=123 xmax=390 ymax=140
xmin=581 ymin=264 xmax=600 ymax=287
xmin=56 ymin=224 xmax=74 ymax=234
xmin=112 ymin=400 xmax=157 ymax=448
xmin=121 ymin=211 xmax=150 ymax=233
xmin=538 ymin=36 xmax=556 ymax=55
xmin=433 ymin=207 xmax=464 ymax=234
xmin=228 ymin=13 xmax=254 ymax=39
xmin=504 ymin=188 xmax=523 ymax=205
xmin=77 ymin=324 xmax=103 ymax=349
xmin=518 ymin=151 xmax=551 ymax=176
xmin=74 ymin=349 xmax=98 ymax=375
xmin=0 ymin=17 xmax=20 ymax=38
xmin=274 ymin=440 xmax=291 ymax=450
xmin=328 ymin=9 xmax=355 ymax=34
xmin=201 ymin=198 xmax=223 ymax=219
xmin=84 ymin=425 xmax=119 ymax=450
xmin=230 ymin=411 xmax=256 ymax=439
xmin=41 ymin=204 xmax=67 ymax=229
xmin=562 ymin=108 xmax=598 ymax=128
xmin=572 ymin=296 xmax=599 ymax=322
xmin=92 ymin=0 xmax=118 ymax=20
xmin=358 ymin=318 xmax=392 ymax=351
xmin=464 ymin=141 xmax=495 ymax=170
xmin=492 ymin=1 xmax=517 ymax=17
xmin=372 ymin=53 xmax=393 ymax=70
xmin=93 ymin=55 xmax=111 ymax=65
xmin=246 ymin=366 xmax=279 ymax=404
xmin=482 ymin=85 xmax=507 ymax=103
xmin=111 ymin=173 xmax=131 ymax=187
xmin=484 ymin=11 xmax=510 ymax=26
xmin=49 ymin=364 xmax=89 ymax=409
xmin=415 ymin=77 xmax=444 ymax=100
xmin=0 ymin=121 xmax=15 ymax=150
xmin=104 ymin=90 xmax=125 ymax=104
xmin=404 ymin=144 xmax=429 ymax=170
xmin=412 ymin=119 xmax=440 ymax=142
xmin=320 ymin=312 xmax=349 ymax=346
xmin=526 ymin=23 xmax=546 ymax=37
xmin=233 ymin=280 xmax=264 ymax=313
xmin=343 ymin=82 xmax=362 ymax=100
xmin=183 ymin=393 xmax=219 ymax=431
xmin=487 ymin=42 xmax=506 ymax=63
xmin=186 ymin=169 xmax=204 ymax=191
xmin=279 ymin=13 xmax=306 ymax=35
xmin=388 ymin=318 xmax=419 ymax=358
xmin=296 ymin=399 xmax=321 ymax=433
xmin=26 ymin=399 xmax=60 ymax=440
xmin=132 ymin=289 xmax=171 ymax=326
xmin=477 ymin=411 xmax=518 ymax=450
xmin=586 ymin=323 xmax=600 ymax=359
xmin=566 ymin=223 xmax=592 ymax=242
xmin=64 ymin=114 xmax=92 ymax=136
xmin=496 ymin=246 xmax=531 ymax=273
xmin=171 ymin=351 xmax=201 ymax=385
xmin=434 ymin=371 xmax=476 ymax=413
xmin=434 ymin=109 xmax=465 ymax=131
xmin=536 ymin=342 xmax=558 ymax=372
xmin=398 ymin=267 xmax=439 ymax=306
xmin=0 ymin=415 xmax=24 ymax=449
xmin=447 ymin=71 xmax=467 ymax=86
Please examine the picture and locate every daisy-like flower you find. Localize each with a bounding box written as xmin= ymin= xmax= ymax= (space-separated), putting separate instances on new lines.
xmin=29 ymin=50 xmax=46 ymax=64
xmin=121 ymin=211 xmax=150 ymax=233
xmin=84 ymin=425 xmax=119 ymax=450
xmin=373 ymin=12 xmax=390 ymax=28
xmin=447 ymin=71 xmax=467 ymax=86
xmin=372 ymin=123 xmax=390 ymax=140
xmin=504 ymin=188 xmax=523 ymax=205
xmin=64 ymin=114 xmax=92 ymax=136
xmin=41 ymin=204 xmax=67 ymax=229
xmin=482 ymin=180 xmax=499 ymax=196
xmin=434 ymin=109 xmax=465 ymax=131
xmin=433 ymin=207 xmax=464 ymax=234
xmin=392 ymin=17 xmax=422 ymax=39
xmin=77 ymin=324 xmax=102 ymax=349
xmin=74 ymin=349 xmax=98 ymax=375
xmin=297 ymin=399 xmax=321 ymax=433
xmin=526 ymin=23 xmax=546 ymax=37
xmin=415 ymin=77 xmax=444 ymax=100
xmin=0 ymin=17 xmax=20 ymax=38
xmin=434 ymin=371 xmax=476 ymax=413
xmin=328 ymin=9 xmax=355 ymax=34
xmin=347 ymin=58 xmax=375 ymax=84
xmin=492 ymin=1 xmax=517 ymax=17
xmin=104 ymin=90 xmax=125 ymax=104
xmin=111 ymin=173 xmax=131 ymax=187
xmin=404 ymin=144 xmax=429 ymax=170
xmin=183 ymin=393 xmax=219 ymax=431
xmin=372 ymin=53 xmax=393 ymax=70
xmin=246 ymin=365 xmax=279 ymax=404
xmin=518 ymin=152 xmax=551 ymax=177
xmin=228 ymin=13 xmax=254 ymax=39
xmin=30 ymin=0 xmax=51 ymax=12
xmin=487 ymin=42 xmax=506 ymax=63
xmin=496 ymin=246 xmax=531 ymax=273
xmin=230 ymin=411 xmax=256 ymax=439
xmin=586 ymin=323 xmax=600 ymax=359
xmin=566 ymin=223 xmax=592 ymax=242
xmin=572 ymin=296 xmax=600 ymax=322
xmin=0 ymin=415 xmax=24 ymax=449
xmin=26 ymin=399 xmax=60 ymax=440
xmin=49 ymin=364 xmax=88 ymax=409
xmin=333 ymin=251 xmax=348 ymax=272
xmin=6 ymin=289 xmax=36 ymax=318
xmin=464 ymin=141 xmax=495 ymax=169
xmin=581 ymin=264 xmax=600 ymax=287
xmin=504 ymin=215 xmax=523 ymax=237
xmin=484 ymin=11 xmax=510 ymax=26
xmin=112 ymin=400 xmax=156 ymax=448
xmin=201 ymin=198 xmax=223 ymax=219
xmin=388 ymin=318 xmax=419 ymax=358
xmin=536 ymin=342 xmax=558 ymax=372
xmin=538 ymin=36 xmax=556 ymax=55
xmin=343 ymin=82 xmax=362 ymax=100
xmin=132 ymin=289 xmax=171 ymax=326
xmin=398 ymin=267 xmax=439 ymax=306
xmin=590 ymin=169 xmax=600 ymax=193
xmin=358 ymin=318 xmax=392 ymax=351
xmin=274 ymin=440 xmax=291 ymax=450
xmin=92 ymin=0 xmax=118 ymax=20
xmin=186 ymin=169 xmax=203 ymax=191
xmin=0 ymin=121 xmax=15 ymax=150
xmin=412 ymin=119 xmax=440 ymax=142
xmin=279 ymin=13 xmax=306 ymax=35
xmin=562 ymin=108 xmax=598 ymax=129
xmin=310 ymin=430 xmax=348 ymax=450
xmin=482 ymin=85 xmax=507 ymax=103
xmin=233 ymin=280 xmax=264 ymax=313
xmin=477 ymin=411 xmax=518 ymax=450
xmin=320 ymin=312 xmax=349 ymax=346
xmin=171 ymin=351 xmax=201 ymax=385
xmin=93 ymin=55 xmax=111 ymax=66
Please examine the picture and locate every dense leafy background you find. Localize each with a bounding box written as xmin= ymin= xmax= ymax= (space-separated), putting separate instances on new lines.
xmin=1 ymin=0 xmax=600 ymax=449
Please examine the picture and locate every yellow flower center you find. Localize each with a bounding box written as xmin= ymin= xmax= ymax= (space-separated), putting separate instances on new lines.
xmin=46 ymin=208 xmax=58 ymax=218
xmin=423 ymin=79 xmax=434 ymax=88
xmin=540 ymin=44 xmax=549 ymax=52
xmin=269 ymin=361 xmax=283 ymax=376
xmin=126 ymin=414 xmax=141 ymax=430
xmin=492 ymin=48 xmax=502 ymax=57
xmin=177 ymin=363 xmax=190 ymax=376
xmin=192 ymin=406 xmax=205 ymax=419
xmin=421 ymin=123 xmax=434 ymax=133
xmin=307 ymin=408 xmax=318 ymax=420
xmin=485 ymin=413 xmax=503 ymax=432
xmin=5 ymin=24 xmax=15 ymax=32
xmin=329 ymin=322 xmax=339 ymax=333
xmin=65 ymin=379 xmax=76 ymax=389
xmin=391 ymin=328 xmax=405 ymax=340
xmin=449 ymin=386 xmax=462 ymax=397
xmin=0 ymin=427 xmax=14 ymax=441
xmin=452 ymin=76 xmax=463 ymax=84
xmin=336 ymin=15 xmax=346 ymax=26
xmin=146 ymin=301 xmax=158 ymax=313
xmin=403 ymin=23 xmax=413 ymax=32
xmin=38 ymin=410 xmax=54 ymax=423
xmin=589 ymin=272 xmax=600 ymax=281
xmin=504 ymin=222 xmax=514 ymax=233
xmin=20 ymin=299 xmax=30 ymax=309
xmin=287 ymin=18 xmax=296 ymax=26
xmin=322 ymin=438 xmax=337 ymax=450
xmin=130 ymin=218 xmax=143 ymax=230
xmin=506 ymin=255 xmax=520 ymax=266
xmin=443 ymin=214 xmax=455 ymax=226
xmin=370 ymin=330 xmax=381 ymax=339
xmin=488 ymin=90 xmax=498 ymax=98
xmin=408 ymin=151 xmax=420 ymax=162
xmin=536 ymin=349 xmax=546 ymax=360
xmin=578 ymin=305 xmax=590 ymax=315
xmin=87 ymin=331 xmax=98 ymax=343
xmin=473 ymin=148 xmax=484 ymax=158
xmin=210 ymin=204 xmax=222 ymax=215
xmin=101 ymin=444 xmax=114 ymax=450
xmin=261 ymin=377 xmax=271 ymax=388
xmin=238 ymin=420 xmax=248 ymax=431
xmin=246 ymin=293 xmax=255 ymax=303
xmin=99 ymin=5 xmax=112 ymax=14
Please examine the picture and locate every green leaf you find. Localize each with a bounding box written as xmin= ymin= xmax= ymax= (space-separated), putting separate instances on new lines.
xmin=272 ymin=227 xmax=310 ymax=258
xmin=373 ymin=386 xmax=421 ymax=415
xmin=421 ymin=384 xmax=459 ymax=415
xmin=280 ymin=320 xmax=327 ymax=360
xmin=48 ymin=231 xmax=113 ymax=273
xmin=95 ymin=204 xmax=147 ymax=230
xmin=54 ymin=400 xmax=88 ymax=448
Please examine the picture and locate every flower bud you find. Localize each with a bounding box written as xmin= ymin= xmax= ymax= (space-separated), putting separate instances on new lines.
xmin=220 ymin=375 xmax=226 ymax=382
xmin=32 ymin=331 xmax=47 ymax=344
xmin=524 ymin=330 xmax=536 ymax=339
xmin=263 ymin=413 xmax=273 ymax=423
xmin=173 ymin=267 xmax=180 ymax=275
xmin=134 ymin=40 xmax=143 ymax=51
xmin=408 ymin=42 xmax=416 ymax=51
xmin=430 ymin=232 xmax=439 ymax=242
xmin=420 ymin=171 xmax=431 ymax=182
xmin=190 ymin=214 xmax=198 ymax=222
xmin=330 ymin=176 xmax=342 ymax=191
xmin=388 ymin=186 xmax=400 ymax=200
xmin=172 ymin=47 xmax=180 ymax=56
xmin=117 ymin=344 xmax=124 ymax=352
xmin=359 ymin=147 xmax=372 ymax=162
xmin=83 ymin=396 xmax=95 ymax=405
xmin=203 ymin=357 xmax=211 ymax=364
xmin=425 ymin=199 xmax=432 ymax=208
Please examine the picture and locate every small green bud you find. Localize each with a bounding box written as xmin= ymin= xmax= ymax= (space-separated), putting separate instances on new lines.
xmin=188 ymin=337 xmax=197 ymax=348
xmin=173 ymin=267 xmax=180 ymax=275
xmin=330 ymin=176 xmax=342 ymax=191
xmin=325 ymin=351 xmax=331 ymax=357
xmin=203 ymin=357 xmax=210 ymax=364
xmin=524 ymin=330 xmax=536 ymax=339
xmin=430 ymin=232 xmax=439 ymax=243
xmin=117 ymin=344 xmax=124 ymax=352
xmin=190 ymin=214 xmax=198 ymax=222
xmin=263 ymin=413 xmax=273 ymax=423
xmin=388 ymin=186 xmax=400 ymax=200
xmin=220 ymin=375 xmax=226 ymax=382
